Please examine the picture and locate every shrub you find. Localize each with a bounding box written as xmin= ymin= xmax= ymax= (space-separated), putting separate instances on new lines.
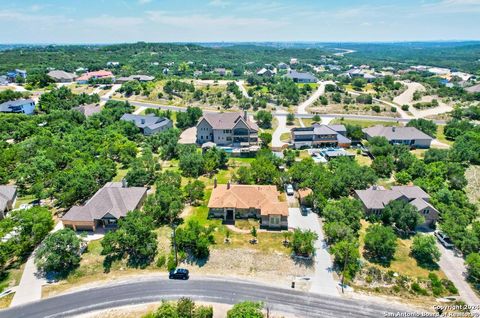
xmin=401 ymin=105 xmax=409 ymax=111
xmin=156 ymin=254 xmax=166 ymax=268
xmin=411 ymin=282 xmax=428 ymax=296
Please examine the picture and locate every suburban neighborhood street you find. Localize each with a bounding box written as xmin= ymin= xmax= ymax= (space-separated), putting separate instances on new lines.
xmin=0 ymin=277 xmax=415 ymax=318
xmin=297 ymin=81 xmax=333 ymax=115
xmin=272 ymin=109 xmax=290 ymax=149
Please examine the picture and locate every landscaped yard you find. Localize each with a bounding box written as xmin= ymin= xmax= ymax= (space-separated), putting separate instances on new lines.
xmin=435 ymin=125 xmax=453 ymax=146
xmin=358 ymin=221 xmax=445 ymax=279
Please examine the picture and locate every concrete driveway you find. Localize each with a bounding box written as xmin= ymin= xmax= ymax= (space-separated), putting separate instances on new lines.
xmin=287 ymin=196 xmax=339 ymax=296
xmin=436 ymin=242 xmax=480 ymax=315
xmin=272 ymin=109 xmax=291 ymax=149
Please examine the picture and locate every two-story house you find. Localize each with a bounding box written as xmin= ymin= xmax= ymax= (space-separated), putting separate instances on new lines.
xmin=291 ymin=124 xmax=351 ymax=149
xmin=196 ymin=111 xmax=259 ymax=147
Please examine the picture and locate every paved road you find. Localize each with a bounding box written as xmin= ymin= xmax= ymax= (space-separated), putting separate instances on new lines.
xmin=0 ymin=277 xmax=414 ymax=318
xmin=120 ymin=99 xmax=447 ymax=125
xmin=436 ymin=242 xmax=480 ymax=316
xmin=297 ymin=81 xmax=333 ymax=115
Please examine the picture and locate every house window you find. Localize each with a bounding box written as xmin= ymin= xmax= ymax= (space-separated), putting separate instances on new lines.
xmin=423 ymin=209 xmax=429 ymax=215
xmin=269 ymin=215 xmax=280 ymax=225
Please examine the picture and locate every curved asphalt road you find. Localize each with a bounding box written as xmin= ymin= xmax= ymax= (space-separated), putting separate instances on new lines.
xmin=122 ymin=99 xmax=446 ymax=125
xmin=0 ymin=278 xmax=413 ymax=318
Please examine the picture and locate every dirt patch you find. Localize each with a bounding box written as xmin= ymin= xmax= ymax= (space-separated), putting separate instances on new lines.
xmin=179 ymin=248 xmax=314 ymax=290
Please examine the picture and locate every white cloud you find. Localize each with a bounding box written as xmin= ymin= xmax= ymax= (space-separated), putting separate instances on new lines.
xmin=138 ymin=0 xmax=152 ymax=4
xmin=146 ymin=10 xmax=287 ymax=29
xmin=82 ymin=15 xmax=144 ymax=28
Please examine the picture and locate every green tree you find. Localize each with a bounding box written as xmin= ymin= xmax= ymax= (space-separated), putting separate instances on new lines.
xmin=395 ymin=171 xmax=412 ymax=184
xmin=371 ymin=155 xmax=395 ymax=178
xmin=466 ymin=253 xmax=480 ymax=289
xmin=101 ymin=210 xmax=158 ymax=269
xmin=35 ymin=228 xmax=82 ymax=276
xmin=176 ymin=220 xmax=215 ymax=259
xmin=184 ymin=180 xmax=205 ymax=205
xmin=380 ymin=200 xmax=423 ymax=235
xmin=363 ymin=224 xmax=397 ymax=265
xmin=291 ymin=229 xmax=319 ymax=256
xmin=259 ymin=132 xmax=272 ymax=148
xmin=254 ymin=110 xmax=273 ymax=129
xmin=406 ymin=119 xmax=437 ymax=138
xmin=227 ymin=301 xmax=264 ymax=318
xmin=179 ymin=150 xmax=205 ymax=178
xmin=286 ymin=113 xmax=295 ymax=125
xmin=411 ymin=235 xmax=441 ymax=268
xmin=368 ymin=136 xmax=393 ymax=157
xmin=234 ymin=166 xmax=254 ymax=184
xmin=331 ymin=239 xmax=360 ymax=280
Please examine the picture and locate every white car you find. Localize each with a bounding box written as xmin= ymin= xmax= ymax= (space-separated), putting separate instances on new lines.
xmin=435 ymin=231 xmax=454 ymax=249
xmin=286 ymin=184 xmax=294 ymax=196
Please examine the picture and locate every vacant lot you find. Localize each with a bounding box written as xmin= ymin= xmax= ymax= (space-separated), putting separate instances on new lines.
xmin=466 ymin=165 xmax=480 ymax=209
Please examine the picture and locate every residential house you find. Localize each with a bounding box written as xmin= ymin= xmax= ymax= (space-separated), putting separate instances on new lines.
xmin=363 ymin=125 xmax=433 ymax=149
xmin=278 ymin=62 xmax=289 ymax=70
xmin=0 ymin=99 xmax=35 ymax=115
xmin=120 ymin=114 xmax=173 ymax=136
xmin=215 ymin=68 xmax=227 ymax=76
xmin=115 ymin=75 xmax=155 ymax=84
xmin=73 ymin=103 xmax=102 ymax=117
xmin=6 ymin=69 xmax=27 ymax=82
xmin=257 ymin=68 xmax=276 ymax=77
xmin=106 ymin=61 xmax=120 ymax=67
xmin=208 ymin=182 xmax=289 ymax=229
xmin=62 ymin=181 xmax=147 ymax=231
xmin=291 ymin=124 xmax=351 ymax=149
xmin=196 ymin=111 xmax=259 ymax=147
xmin=76 ymin=70 xmax=114 ymax=84
xmin=47 ymin=70 xmax=76 ymax=83
xmin=354 ymin=185 xmax=439 ymax=228
xmin=0 ymin=186 xmax=17 ymax=219
xmin=290 ymin=58 xmax=298 ymax=65
xmin=285 ymin=70 xmax=318 ymax=83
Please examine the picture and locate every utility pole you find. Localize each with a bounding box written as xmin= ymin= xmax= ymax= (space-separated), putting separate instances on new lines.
xmin=172 ymin=223 xmax=178 ymax=267
xmin=341 ymin=245 xmax=350 ymax=294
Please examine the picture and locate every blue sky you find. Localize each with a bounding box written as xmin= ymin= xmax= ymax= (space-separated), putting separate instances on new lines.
xmin=1 ymin=0 xmax=480 ymax=43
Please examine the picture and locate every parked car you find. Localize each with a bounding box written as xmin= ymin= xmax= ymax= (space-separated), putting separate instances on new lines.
xmin=435 ymin=231 xmax=454 ymax=249
xmin=169 ymin=268 xmax=189 ymax=280
xmin=301 ymin=206 xmax=312 ymax=216
xmin=285 ymin=184 xmax=294 ymax=196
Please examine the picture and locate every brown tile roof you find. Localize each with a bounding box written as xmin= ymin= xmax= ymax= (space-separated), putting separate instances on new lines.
xmin=62 ymin=182 xmax=146 ymax=222
xmin=200 ymin=112 xmax=259 ymax=132
xmin=208 ymin=184 xmax=288 ymax=216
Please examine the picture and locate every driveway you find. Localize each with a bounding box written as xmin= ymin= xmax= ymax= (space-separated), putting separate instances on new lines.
xmin=436 ymin=242 xmax=480 ymax=315
xmin=236 ymin=80 xmax=250 ymax=99
xmin=10 ymin=221 xmax=64 ymax=307
xmin=272 ymin=109 xmax=291 ymax=149
xmin=288 ymin=196 xmax=339 ymax=296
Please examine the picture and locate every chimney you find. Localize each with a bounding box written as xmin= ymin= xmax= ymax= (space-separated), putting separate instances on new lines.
xmin=392 ymin=126 xmax=396 ymax=132
xmin=141 ymin=119 xmax=145 ymax=125
xmin=122 ymin=178 xmax=128 ymax=188
xmin=214 ymin=178 xmax=217 ymax=188
xmin=227 ymin=181 xmax=231 ymax=190
xmin=372 ymin=185 xmax=378 ymax=190
xmin=243 ymin=110 xmax=248 ymax=120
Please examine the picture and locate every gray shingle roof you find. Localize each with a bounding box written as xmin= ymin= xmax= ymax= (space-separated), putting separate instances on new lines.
xmin=355 ymin=185 xmax=430 ymax=210
xmin=0 ymin=186 xmax=16 ymax=212
xmin=363 ymin=126 xmax=433 ymax=141
xmin=73 ymin=104 xmax=102 ymax=117
xmin=0 ymin=99 xmax=35 ymax=113
xmin=285 ymin=70 xmax=318 ymax=82
xmin=200 ymin=112 xmax=259 ymax=132
xmin=62 ymin=182 xmax=146 ymax=222
xmin=120 ymin=114 xmax=171 ymax=130
xmin=47 ymin=70 xmax=76 ymax=81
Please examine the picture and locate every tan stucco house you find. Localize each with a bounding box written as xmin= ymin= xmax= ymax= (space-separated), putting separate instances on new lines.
xmin=208 ymin=183 xmax=288 ymax=229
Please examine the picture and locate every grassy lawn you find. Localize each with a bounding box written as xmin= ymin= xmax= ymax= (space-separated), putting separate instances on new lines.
xmin=14 ymin=195 xmax=36 ymax=209
xmin=411 ymin=149 xmax=427 ymax=159
xmin=359 ymin=221 xmax=445 ymax=279
xmin=436 ymin=125 xmax=453 ymax=146
xmin=280 ymin=132 xmax=291 ymax=142
xmin=0 ymin=262 xmax=26 ymax=308
xmin=330 ymin=118 xmax=401 ymax=128
xmin=112 ymin=168 xmax=128 ymax=182
xmin=297 ymin=83 xmax=319 ymax=90
xmin=0 ymin=294 xmax=14 ymax=309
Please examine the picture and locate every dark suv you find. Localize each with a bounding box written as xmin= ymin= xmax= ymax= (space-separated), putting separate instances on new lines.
xmin=169 ymin=268 xmax=189 ymax=280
